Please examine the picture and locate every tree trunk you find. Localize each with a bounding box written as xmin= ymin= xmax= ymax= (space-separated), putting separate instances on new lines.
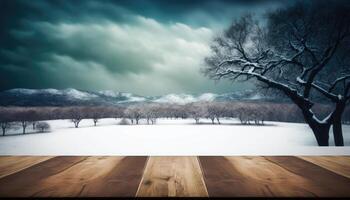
xmin=22 ymin=121 xmax=26 ymax=134
xmin=32 ymin=122 xmax=36 ymax=130
xmin=333 ymin=120 xmax=344 ymax=146
xmin=309 ymin=123 xmax=330 ymax=146
xmin=211 ymin=118 xmax=215 ymax=124
xmin=297 ymin=105 xmax=331 ymax=146
xmin=2 ymin=127 xmax=5 ymax=136
xmin=331 ymin=101 xmax=346 ymax=146
xmin=216 ymin=118 xmax=220 ymax=124
xmin=302 ymin=111 xmax=330 ymax=146
xmin=74 ymin=121 xmax=79 ymax=128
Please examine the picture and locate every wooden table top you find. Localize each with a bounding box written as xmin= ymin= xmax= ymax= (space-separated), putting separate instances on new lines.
xmin=0 ymin=156 xmax=349 ymax=197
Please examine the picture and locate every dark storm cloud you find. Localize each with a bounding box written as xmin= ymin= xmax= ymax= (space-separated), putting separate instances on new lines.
xmin=0 ymin=0 xmax=288 ymax=95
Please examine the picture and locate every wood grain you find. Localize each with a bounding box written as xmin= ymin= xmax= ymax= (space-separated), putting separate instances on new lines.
xmin=0 ymin=156 xmax=148 ymax=197
xmin=136 ymin=157 xmax=208 ymax=197
xmin=199 ymin=156 xmax=312 ymax=197
xmin=81 ymin=156 xmax=148 ymax=197
xmin=0 ymin=156 xmax=349 ymax=197
xmin=199 ymin=156 xmax=350 ymax=197
xmin=28 ymin=156 xmax=126 ymax=197
xmin=265 ymin=156 xmax=350 ymax=197
xmin=0 ymin=156 xmax=53 ymax=178
xmin=299 ymin=156 xmax=350 ymax=178
xmin=0 ymin=156 xmax=88 ymax=197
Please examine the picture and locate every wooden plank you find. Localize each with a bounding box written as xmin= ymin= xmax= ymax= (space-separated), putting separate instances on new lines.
xmin=0 ymin=156 xmax=53 ymax=178
xmin=81 ymin=156 xmax=148 ymax=197
xmin=299 ymin=156 xmax=350 ymax=178
xmin=0 ymin=156 xmax=147 ymax=197
xmin=199 ymin=156 xmax=350 ymax=197
xmin=27 ymin=156 xmax=126 ymax=197
xmin=0 ymin=156 xmax=88 ymax=197
xmin=136 ymin=157 xmax=208 ymax=197
xmin=0 ymin=156 xmax=349 ymax=197
xmin=265 ymin=156 xmax=350 ymax=197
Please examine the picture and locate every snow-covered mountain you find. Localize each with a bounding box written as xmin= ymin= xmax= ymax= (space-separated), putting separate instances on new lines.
xmin=0 ymin=88 xmax=274 ymax=106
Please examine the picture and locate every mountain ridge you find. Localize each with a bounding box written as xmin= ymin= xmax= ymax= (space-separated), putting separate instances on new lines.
xmin=0 ymin=88 xmax=276 ymax=106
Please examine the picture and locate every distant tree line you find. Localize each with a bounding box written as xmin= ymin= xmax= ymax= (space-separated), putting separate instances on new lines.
xmin=0 ymin=102 xmax=346 ymax=136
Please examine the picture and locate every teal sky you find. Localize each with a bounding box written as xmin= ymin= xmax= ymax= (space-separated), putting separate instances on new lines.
xmin=0 ymin=0 xmax=291 ymax=95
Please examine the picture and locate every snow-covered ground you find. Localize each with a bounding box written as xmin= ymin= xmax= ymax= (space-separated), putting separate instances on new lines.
xmin=0 ymin=118 xmax=350 ymax=155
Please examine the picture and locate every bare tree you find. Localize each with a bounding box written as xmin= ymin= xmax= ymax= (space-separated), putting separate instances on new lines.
xmin=0 ymin=107 xmax=14 ymax=136
xmin=156 ymin=104 xmax=188 ymax=119
xmin=142 ymin=104 xmax=159 ymax=124
xmin=0 ymin=121 xmax=12 ymax=136
xmin=87 ymin=107 xmax=106 ymax=126
xmin=186 ymin=103 xmax=207 ymax=124
xmin=236 ymin=106 xmax=250 ymax=125
xmin=125 ymin=105 xmax=142 ymax=124
xmin=250 ymin=104 xmax=266 ymax=125
xmin=27 ymin=109 xmax=40 ymax=130
xmin=204 ymin=2 xmax=350 ymax=146
xmin=206 ymin=102 xmax=226 ymax=124
xmin=67 ymin=107 xmax=86 ymax=128
xmin=13 ymin=108 xmax=36 ymax=134
xmin=223 ymin=102 xmax=240 ymax=121
xmin=36 ymin=122 xmax=50 ymax=133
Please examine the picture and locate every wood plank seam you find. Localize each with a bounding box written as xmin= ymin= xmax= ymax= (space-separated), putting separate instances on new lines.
xmin=263 ymin=156 xmax=305 ymax=177
xmin=0 ymin=156 xmax=54 ymax=179
xmin=298 ymin=156 xmax=350 ymax=179
xmin=264 ymin=156 xmax=350 ymax=197
xmin=196 ymin=156 xmax=209 ymax=197
xmin=1 ymin=156 xmax=350 ymax=197
xmin=47 ymin=156 xmax=89 ymax=177
xmin=135 ymin=156 xmax=150 ymax=196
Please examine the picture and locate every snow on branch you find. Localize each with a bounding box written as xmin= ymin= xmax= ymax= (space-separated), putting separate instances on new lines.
xmin=218 ymin=58 xmax=262 ymax=69
xmin=328 ymin=75 xmax=350 ymax=92
xmin=215 ymin=68 xmax=311 ymax=105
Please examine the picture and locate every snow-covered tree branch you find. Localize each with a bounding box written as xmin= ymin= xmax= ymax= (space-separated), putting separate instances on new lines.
xmin=203 ymin=1 xmax=350 ymax=146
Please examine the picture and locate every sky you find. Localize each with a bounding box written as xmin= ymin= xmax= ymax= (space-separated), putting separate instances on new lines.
xmin=0 ymin=0 xmax=291 ymax=95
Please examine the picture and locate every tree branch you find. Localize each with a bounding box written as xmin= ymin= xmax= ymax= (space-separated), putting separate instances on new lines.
xmin=216 ymin=68 xmax=313 ymax=108
xmin=329 ymin=75 xmax=350 ymax=92
xmin=303 ymin=42 xmax=340 ymax=98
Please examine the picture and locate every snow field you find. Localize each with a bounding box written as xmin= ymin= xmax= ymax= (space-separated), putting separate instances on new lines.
xmin=0 ymin=118 xmax=349 ymax=155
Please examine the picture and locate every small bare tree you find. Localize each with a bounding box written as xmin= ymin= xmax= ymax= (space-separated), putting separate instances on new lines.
xmin=67 ymin=107 xmax=86 ymax=128
xmin=88 ymin=107 xmax=106 ymax=126
xmin=125 ymin=105 xmax=142 ymax=124
xmin=142 ymin=104 xmax=160 ymax=125
xmin=186 ymin=103 xmax=207 ymax=124
xmin=36 ymin=122 xmax=50 ymax=133
xmin=13 ymin=108 xmax=36 ymax=134
xmin=206 ymin=102 xmax=226 ymax=124
xmin=0 ymin=122 xmax=12 ymax=136
xmin=0 ymin=107 xmax=14 ymax=136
